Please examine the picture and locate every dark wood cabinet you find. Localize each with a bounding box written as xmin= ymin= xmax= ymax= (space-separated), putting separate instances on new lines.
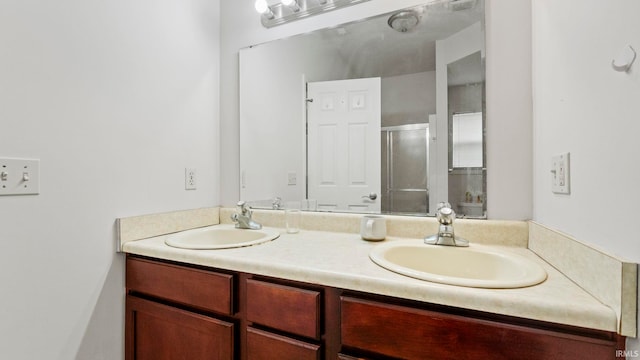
xmin=125 ymin=255 xmax=625 ymax=360
xmin=340 ymin=296 xmax=624 ymax=360
xmin=246 ymin=279 xmax=321 ymax=340
xmin=246 ymin=327 xmax=320 ymax=360
xmin=126 ymin=296 xmax=234 ymax=360
xmin=244 ymin=278 xmax=323 ymax=359
xmin=126 ymin=256 xmax=233 ymax=315
xmin=125 ymin=257 xmax=236 ymax=360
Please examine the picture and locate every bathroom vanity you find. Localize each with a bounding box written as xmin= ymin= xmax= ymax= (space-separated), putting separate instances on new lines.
xmin=125 ymin=255 xmax=623 ymax=359
xmin=119 ymin=208 xmax=634 ymax=360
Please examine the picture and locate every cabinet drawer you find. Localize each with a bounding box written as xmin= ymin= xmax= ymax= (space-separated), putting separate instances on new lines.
xmin=341 ymin=296 xmax=620 ymax=360
xmin=246 ymin=279 xmax=321 ymax=339
xmin=247 ymin=327 xmax=320 ymax=360
xmin=126 ymin=257 xmax=233 ymax=315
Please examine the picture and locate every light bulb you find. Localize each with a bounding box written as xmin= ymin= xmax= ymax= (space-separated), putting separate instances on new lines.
xmin=281 ymin=0 xmax=300 ymax=12
xmin=254 ymin=0 xmax=269 ymax=14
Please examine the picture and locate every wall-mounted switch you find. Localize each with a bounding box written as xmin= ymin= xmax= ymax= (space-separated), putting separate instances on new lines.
xmin=0 ymin=157 xmax=40 ymax=196
xmin=287 ymin=171 xmax=297 ymax=186
xmin=185 ymin=168 xmax=197 ymax=190
xmin=551 ymin=152 xmax=570 ymax=194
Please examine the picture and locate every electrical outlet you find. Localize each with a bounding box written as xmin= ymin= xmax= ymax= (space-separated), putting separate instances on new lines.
xmin=551 ymin=153 xmax=570 ymax=194
xmin=185 ymin=168 xmax=197 ymax=190
xmin=0 ymin=157 xmax=40 ymax=196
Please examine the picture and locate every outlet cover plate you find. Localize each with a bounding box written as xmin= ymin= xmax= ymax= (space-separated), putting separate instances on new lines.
xmin=185 ymin=168 xmax=197 ymax=190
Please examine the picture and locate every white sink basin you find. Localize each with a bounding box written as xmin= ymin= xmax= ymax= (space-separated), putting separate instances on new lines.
xmin=369 ymin=240 xmax=547 ymax=288
xmin=165 ymin=224 xmax=280 ymax=250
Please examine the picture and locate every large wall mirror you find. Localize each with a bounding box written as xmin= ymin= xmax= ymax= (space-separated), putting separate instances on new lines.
xmin=239 ymin=0 xmax=486 ymax=217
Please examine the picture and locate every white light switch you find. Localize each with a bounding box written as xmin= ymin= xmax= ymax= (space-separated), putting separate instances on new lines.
xmin=287 ymin=171 xmax=297 ymax=186
xmin=551 ymin=152 xmax=570 ymax=194
xmin=0 ymin=157 xmax=40 ymax=196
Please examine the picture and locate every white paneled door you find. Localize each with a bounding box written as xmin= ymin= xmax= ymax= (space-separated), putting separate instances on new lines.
xmin=307 ymin=78 xmax=381 ymax=212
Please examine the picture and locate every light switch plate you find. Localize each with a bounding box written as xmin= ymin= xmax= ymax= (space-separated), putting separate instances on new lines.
xmin=287 ymin=171 xmax=297 ymax=186
xmin=551 ymin=152 xmax=570 ymax=194
xmin=0 ymin=157 xmax=40 ymax=196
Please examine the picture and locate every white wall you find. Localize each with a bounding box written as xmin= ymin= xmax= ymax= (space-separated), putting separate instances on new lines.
xmin=0 ymin=1 xmax=220 ymax=359
xmin=532 ymin=0 xmax=640 ymax=351
xmin=484 ymin=0 xmax=533 ymax=219
xmin=221 ymin=0 xmax=533 ymax=220
xmin=239 ymin=33 xmax=350 ymax=204
xmin=382 ymin=71 xmax=436 ymax=127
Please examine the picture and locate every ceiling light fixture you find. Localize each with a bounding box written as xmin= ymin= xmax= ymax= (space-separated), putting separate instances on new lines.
xmin=281 ymin=0 xmax=300 ymax=12
xmin=256 ymin=0 xmax=370 ymax=28
xmin=387 ymin=10 xmax=420 ymax=33
xmin=254 ymin=0 xmax=275 ymax=19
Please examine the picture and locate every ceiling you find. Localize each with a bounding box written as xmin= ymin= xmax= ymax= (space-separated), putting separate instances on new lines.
xmin=315 ymin=0 xmax=485 ymax=79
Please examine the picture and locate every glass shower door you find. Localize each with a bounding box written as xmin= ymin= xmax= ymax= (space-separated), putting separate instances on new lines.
xmin=382 ymin=124 xmax=429 ymax=214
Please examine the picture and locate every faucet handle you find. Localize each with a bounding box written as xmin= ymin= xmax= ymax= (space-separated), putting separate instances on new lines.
xmin=272 ymin=197 xmax=282 ymax=210
xmin=436 ymin=202 xmax=455 ymax=225
xmin=236 ymin=200 xmax=250 ymax=216
xmin=436 ymin=201 xmax=451 ymax=211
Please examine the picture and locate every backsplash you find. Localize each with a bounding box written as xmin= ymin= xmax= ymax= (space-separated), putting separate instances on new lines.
xmin=529 ymin=222 xmax=637 ymax=337
xmin=116 ymin=207 xmax=219 ymax=251
xmin=219 ymin=207 xmax=528 ymax=247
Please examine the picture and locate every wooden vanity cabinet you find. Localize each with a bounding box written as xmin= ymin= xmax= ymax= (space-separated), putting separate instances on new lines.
xmin=245 ymin=278 xmax=323 ymax=360
xmin=126 ymin=256 xmax=233 ymax=315
xmin=126 ymin=296 xmax=234 ymax=360
xmin=339 ymin=296 xmax=625 ymax=360
xmin=245 ymin=326 xmax=320 ymax=360
xmin=125 ymin=255 xmax=624 ymax=360
xmin=125 ymin=257 xmax=236 ymax=360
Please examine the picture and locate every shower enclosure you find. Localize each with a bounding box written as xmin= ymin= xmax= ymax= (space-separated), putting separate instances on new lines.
xmin=381 ymin=124 xmax=429 ymax=214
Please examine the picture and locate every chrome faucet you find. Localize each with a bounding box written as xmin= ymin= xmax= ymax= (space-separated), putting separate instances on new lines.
xmin=272 ymin=197 xmax=282 ymax=210
xmin=231 ymin=201 xmax=262 ymax=230
xmin=424 ymin=202 xmax=469 ymax=247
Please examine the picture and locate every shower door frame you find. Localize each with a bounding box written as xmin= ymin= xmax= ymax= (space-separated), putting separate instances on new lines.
xmin=382 ymin=123 xmax=430 ymax=215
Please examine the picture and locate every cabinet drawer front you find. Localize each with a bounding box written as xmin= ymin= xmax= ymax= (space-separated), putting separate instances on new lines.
xmin=341 ymin=297 xmax=620 ymax=360
xmin=126 ymin=257 xmax=233 ymax=315
xmin=246 ymin=279 xmax=321 ymax=339
xmin=126 ymin=296 xmax=234 ymax=360
xmin=247 ymin=327 xmax=320 ymax=360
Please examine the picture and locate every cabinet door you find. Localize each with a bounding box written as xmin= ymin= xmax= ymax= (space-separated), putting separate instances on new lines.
xmin=126 ymin=295 xmax=233 ymax=360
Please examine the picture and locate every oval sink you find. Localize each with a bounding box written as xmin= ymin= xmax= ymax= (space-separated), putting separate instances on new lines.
xmin=369 ymin=240 xmax=547 ymax=288
xmin=165 ymin=224 xmax=280 ymax=250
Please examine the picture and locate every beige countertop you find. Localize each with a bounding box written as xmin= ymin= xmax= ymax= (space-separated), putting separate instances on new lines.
xmin=122 ymin=226 xmax=618 ymax=333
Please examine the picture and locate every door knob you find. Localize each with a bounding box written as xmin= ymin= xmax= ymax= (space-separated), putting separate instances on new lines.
xmin=362 ymin=192 xmax=377 ymax=200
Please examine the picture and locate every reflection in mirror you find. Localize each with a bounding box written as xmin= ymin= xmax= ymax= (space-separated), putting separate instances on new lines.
xmin=382 ymin=124 xmax=429 ymax=215
xmin=447 ymin=51 xmax=486 ymax=217
xmin=452 ymin=112 xmax=483 ymax=168
xmin=239 ymin=0 xmax=485 ymax=218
